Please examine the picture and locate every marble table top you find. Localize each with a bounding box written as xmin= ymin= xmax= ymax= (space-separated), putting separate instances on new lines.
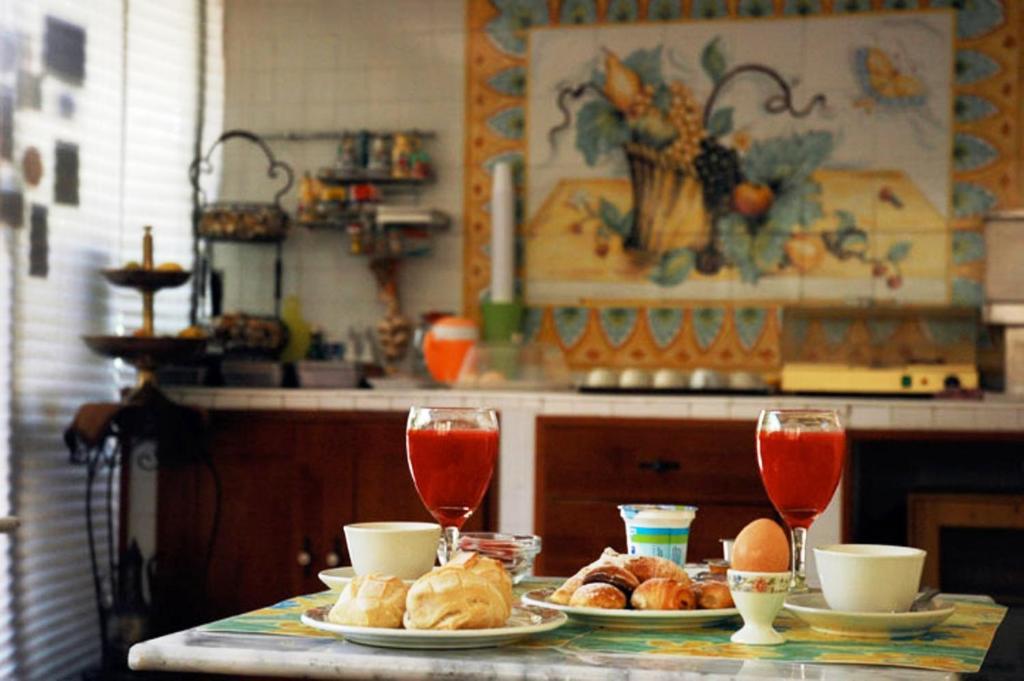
xmin=129 ymin=625 xmax=962 ymax=681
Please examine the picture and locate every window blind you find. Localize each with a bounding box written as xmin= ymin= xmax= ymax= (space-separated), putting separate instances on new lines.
xmin=0 ymin=230 xmax=16 ymax=680
xmin=3 ymin=1 xmax=222 ymax=678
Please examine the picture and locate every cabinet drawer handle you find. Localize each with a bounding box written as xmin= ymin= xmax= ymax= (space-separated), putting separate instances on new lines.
xmin=297 ymin=536 xmax=313 ymax=574
xmin=638 ymin=459 xmax=680 ymax=473
xmin=325 ymin=536 xmax=346 ymax=568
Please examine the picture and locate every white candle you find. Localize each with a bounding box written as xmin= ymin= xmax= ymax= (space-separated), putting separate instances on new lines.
xmin=490 ymin=161 xmax=516 ymax=303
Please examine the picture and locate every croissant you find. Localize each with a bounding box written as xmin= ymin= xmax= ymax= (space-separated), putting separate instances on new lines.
xmin=630 ymin=578 xmax=695 ymax=610
xmin=695 ymin=580 xmax=734 ymax=609
xmin=622 ymin=555 xmax=691 ymax=585
xmin=569 ymin=582 xmax=627 ymax=609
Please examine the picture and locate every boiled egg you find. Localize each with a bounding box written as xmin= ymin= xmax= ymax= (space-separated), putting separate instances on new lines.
xmin=730 ymin=518 xmax=790 ymax=572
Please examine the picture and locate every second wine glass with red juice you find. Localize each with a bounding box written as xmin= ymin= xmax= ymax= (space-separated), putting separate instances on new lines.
xmin=756 ymin=409 xmax=845 ymax=592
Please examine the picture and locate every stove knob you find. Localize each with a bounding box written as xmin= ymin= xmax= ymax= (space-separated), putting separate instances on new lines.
xmin=943 ymin=375 xmax=961 ymax=390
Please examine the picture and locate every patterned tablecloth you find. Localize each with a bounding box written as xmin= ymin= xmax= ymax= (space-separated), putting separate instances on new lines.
xmin=201 ymin=583 xmax=1006 ymax=674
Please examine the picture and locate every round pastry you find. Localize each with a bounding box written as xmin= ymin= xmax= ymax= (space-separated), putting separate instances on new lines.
xmin=549 ymin=553 xmax=622 ymax=605
xmin=630 ymin=578 xmax=695 ymax=611
xmin=581 ymin=564 xmax=640 ymax=596
xmin=621 ymin=555 xmax=691 ymax=585
xmin=327 ymin=573 xmax=408 ymax=628
xmin=448 ymin=551 xmax=514 ymax=609
xmin=404 ymin=565 xmax=511 ymax=630
xmin=695 ymin=580 xmax=734 ymax=610
xmin=569 ymin=582 xmax=627 ymax=609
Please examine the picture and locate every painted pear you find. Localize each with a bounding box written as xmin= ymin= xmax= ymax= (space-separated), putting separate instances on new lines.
xmin=603 ymin=49 xmax=642 ymax=112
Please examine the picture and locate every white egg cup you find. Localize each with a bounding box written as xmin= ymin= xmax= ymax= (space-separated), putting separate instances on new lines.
xmin=727 ymin=569 xmax=792 ymax=645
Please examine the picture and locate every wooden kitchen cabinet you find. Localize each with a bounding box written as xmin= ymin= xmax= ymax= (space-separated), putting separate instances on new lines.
xmin=154 ymin=410 xmax=495 ymax=628
xmin=534 ymin=417 xmax=776 ymax=576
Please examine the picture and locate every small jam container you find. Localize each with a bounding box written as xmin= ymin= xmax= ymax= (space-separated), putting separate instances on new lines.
xmin=618 ymin=504 xmax=697 ymax=567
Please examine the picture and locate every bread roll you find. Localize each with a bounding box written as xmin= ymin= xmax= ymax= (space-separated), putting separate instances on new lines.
xmin=630 ymin=578 xmax=695 ymax=610
xmin=695 ymin=580 xmax=734 ymax=609
xmin=328 ymin=573 xmax=408 ymax=628
xmin=569 ymin=582 xmax=627 ymax=609
xmin=404 ymin=565 xmax=511 ymax=630
xmin=581 ymin=564 xmax=640 ymax=596
xmin=448 ymin=551 xmax=513 ymax=609
xmin=622 ymin=555 xmax=690 ymax=585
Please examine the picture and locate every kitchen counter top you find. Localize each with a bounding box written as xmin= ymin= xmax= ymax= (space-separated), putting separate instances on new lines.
xmin=164 ymin=387 xmax=1024 ymax=581
xmin=129 ymin=625 xmax=959 ymax=681
xmin=169 ymin=387 xmax=1024 ymax=432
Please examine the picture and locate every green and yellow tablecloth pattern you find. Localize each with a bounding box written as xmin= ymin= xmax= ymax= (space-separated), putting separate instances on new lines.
xmin=201 ymin=584 xmax=1006 ymax=674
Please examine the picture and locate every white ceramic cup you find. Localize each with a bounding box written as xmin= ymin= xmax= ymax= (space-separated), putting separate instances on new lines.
xmin=814 ymin=544 xmax=926 ymax=613
xmin=343 ymin=521 xmax=441 ymax=580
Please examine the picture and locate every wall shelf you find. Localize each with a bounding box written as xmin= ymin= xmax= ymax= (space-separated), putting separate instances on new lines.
xmin=315 ymin=172 xmax=432 ymax=187
xmin=255 ymin=129 xmax=436 ymax=143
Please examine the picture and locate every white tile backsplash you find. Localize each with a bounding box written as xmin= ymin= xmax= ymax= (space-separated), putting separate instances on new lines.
xmin=221 ymin=0 xmax=467 ymax=340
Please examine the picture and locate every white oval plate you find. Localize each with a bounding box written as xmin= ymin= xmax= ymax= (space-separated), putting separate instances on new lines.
xmin=521 ymin=588 xmax=739 ymax=629
xmin=318 ymin=567 xmax=417 ymax=591
xmin=301 ymin=605 xmax=567 ymax=649
xmin=784 ymin=592 xmax=956 ymax=638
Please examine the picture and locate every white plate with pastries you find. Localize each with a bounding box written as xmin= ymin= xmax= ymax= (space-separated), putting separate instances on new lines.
xmin=301 ymin=604 xmax=567 ymax=649
xmin=304 ymin=552 xmax=567 ymax=649
xmin=521 ymin=588 xmax=738 ymax=629
xmin=520 ymin=549 xmax=739 ymax=629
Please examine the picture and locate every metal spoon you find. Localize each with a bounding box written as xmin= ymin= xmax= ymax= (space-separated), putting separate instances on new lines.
xmin=910 ymin=586 xmax=940 ymax=612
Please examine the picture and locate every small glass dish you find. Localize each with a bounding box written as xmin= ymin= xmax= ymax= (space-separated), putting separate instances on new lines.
xmin=458 ymin=532 xmax=542 ymax=584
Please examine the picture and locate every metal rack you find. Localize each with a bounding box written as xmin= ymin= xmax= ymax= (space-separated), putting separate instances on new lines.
xmin=189 ymin=130 xmax=294 ymax=323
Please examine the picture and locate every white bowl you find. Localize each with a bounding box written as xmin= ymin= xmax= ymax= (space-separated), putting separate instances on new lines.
xmin=619 ymin=368 xmax=652 ymax=389
xmin=585 ymin=367 xmax=618 ymax=388
xmin=814 ymin=544 xmax=925 ymax=613
xmin=653 ymin=369 xmax=689 ymax=389
xmin=343 ymin=521 xmax=441 ymax=580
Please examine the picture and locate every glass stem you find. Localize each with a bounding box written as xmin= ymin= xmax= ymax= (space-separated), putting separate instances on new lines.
xmin=790 ymin=526 xmax=808 ymax=592
xmin=440 ymin=525 xmax=460 ymax=565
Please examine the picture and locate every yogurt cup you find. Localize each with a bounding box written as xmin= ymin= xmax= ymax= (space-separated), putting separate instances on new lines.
xmin=618 ymin=504 xmax=698 ymax=566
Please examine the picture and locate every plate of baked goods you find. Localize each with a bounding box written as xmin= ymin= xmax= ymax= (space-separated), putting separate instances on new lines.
xmin=521 ymin=549 xmax=739 ymax=629
xmin=302 ymin=552 xmax=567 ymax=649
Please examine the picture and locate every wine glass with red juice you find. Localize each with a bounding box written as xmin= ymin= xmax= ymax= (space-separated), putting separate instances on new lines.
xmin=406 ymin=407 xmax=499 ymax=564
xmin=756 ymin=409 xmax=845 ymax=592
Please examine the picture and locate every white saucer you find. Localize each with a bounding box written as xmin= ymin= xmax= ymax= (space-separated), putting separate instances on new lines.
xmin=318 ymin=567 xmax=417 ymax=591
xmin=784 ymin=592 xmax=956 ymax=638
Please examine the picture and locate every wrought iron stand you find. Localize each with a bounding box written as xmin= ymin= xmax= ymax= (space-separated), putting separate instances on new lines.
xmin=66 ymin=385 xmax=219 ymax=677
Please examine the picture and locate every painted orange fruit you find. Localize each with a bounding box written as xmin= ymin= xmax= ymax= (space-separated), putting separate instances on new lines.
xmin=732 ymin=182 xmax=774 ymax=218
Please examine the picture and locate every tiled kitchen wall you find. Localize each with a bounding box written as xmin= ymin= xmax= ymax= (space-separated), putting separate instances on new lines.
xmin=216 ymin=0 xmax=1020 ymax=370
xmin=216 ymin=0 xmax=466 ymax=340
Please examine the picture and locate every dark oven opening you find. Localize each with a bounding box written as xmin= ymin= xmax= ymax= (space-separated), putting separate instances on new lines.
xmin=848 ymin=434 xmax=1024 ymax=606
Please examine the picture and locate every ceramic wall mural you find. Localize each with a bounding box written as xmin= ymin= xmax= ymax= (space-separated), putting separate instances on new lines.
xmin=464 ymin=1 xmax=1020 ymax=369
